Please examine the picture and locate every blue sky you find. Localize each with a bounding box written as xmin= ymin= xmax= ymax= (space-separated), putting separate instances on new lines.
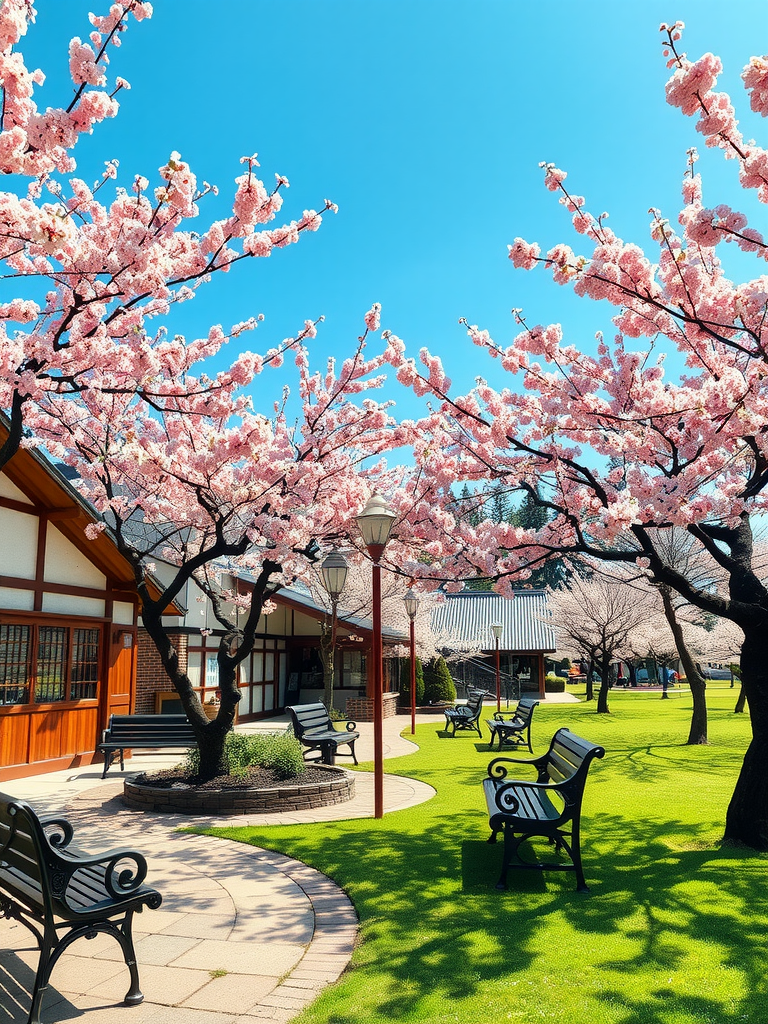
xmin=19 ymin=0 xmax=768 ymax=416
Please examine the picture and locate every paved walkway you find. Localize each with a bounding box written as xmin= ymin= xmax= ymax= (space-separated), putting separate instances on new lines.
xmin=0 ymin=697 xmax=575 ymax=1022
xmin=0 ymin=712 xmax=440 ymax=1023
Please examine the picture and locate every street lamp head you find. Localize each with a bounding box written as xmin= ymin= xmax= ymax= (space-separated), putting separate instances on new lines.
xmin=403 ymin=588 xmax=420 ymax=621
xmin=491 ymin=622 xmax=503 ymax=642
xmin=320 ymin=549 xmax=349 ymax=601
xmin=357 ymin=492 xmax=397 ymax=559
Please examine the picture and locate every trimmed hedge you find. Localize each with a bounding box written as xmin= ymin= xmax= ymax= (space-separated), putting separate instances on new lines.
xmin=545 ymin=673 xmax=567 ymax=693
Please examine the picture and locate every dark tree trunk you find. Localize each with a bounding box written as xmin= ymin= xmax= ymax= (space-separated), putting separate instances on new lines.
xmin=724 ymin=628 xmax=768 ymax=849
xmin=596 ymin=660 xmax=610 ymax=714
xmin=628 ymin=663 xmax=638 ymax=687
xmin=0 ymin=391 xmax=25 ymax=473
xmin=686 ymin=677 xmax=709 ymax=744
xmin=320 ymin=644 xmax=335 ymax=712
xmin=735 ymin=686 xmax=747 ymax=713
xmin=658 ymin=585 xmax=708 ymax=744
xmin=585 ymin=658 xmax=594 ymax=702
xmin=140 ymin=604 xmax=239 ymax=782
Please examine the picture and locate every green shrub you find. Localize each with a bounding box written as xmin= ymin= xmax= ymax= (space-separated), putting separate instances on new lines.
xmin=183 ymin=731 xmax=305 ymax=779
xmin=399 ymin=656 xmax=425 ymax=707
xmin=423 ymin=656 xmax=456 ymax=704
xmin=545 ymin=673 xmax=566 ymax=693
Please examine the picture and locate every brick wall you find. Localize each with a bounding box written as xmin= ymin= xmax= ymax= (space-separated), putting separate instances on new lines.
xmin=135 ymin=631 xmax=188 ymax=714
xmin=345 ymin=691 xmax=400 ymax=722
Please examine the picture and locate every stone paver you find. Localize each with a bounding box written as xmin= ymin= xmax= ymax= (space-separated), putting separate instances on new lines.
xmin=0 ymin=699 xmax=574 ymax=1021
xmin=0 ymin=712 xmax=442 ymax=1023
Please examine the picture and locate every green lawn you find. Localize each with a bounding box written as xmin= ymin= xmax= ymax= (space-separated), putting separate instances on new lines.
xmin=206 ymin=690 xmax=767 ymax=1024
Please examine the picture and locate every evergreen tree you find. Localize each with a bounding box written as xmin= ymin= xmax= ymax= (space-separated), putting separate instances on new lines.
xmin=399 ymin=656 xmax=425 ymax=707
xmin=423 ymin=656 xmax=457 ymax=704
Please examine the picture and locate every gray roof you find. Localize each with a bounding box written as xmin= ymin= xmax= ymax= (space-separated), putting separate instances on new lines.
xmin=431 ymin=591 xmax=556 ymax=653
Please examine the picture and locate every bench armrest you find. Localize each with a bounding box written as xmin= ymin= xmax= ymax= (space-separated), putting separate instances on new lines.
xmin=451 ymin=706 xmax=473 ymax=718
xmin=53 ymin=846 xmax=150 ymax=898
xmin=345 ymin=721 xmax=357 ymax=732
xmin=489 ymin=778 xmax=563 ymax=815
xmin=487 ymin=753 xmax=548 ymax=779
xmin=38 ymin=816 xmax=76 ymax=850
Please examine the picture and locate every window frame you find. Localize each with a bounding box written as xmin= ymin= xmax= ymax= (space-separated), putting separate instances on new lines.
xmin=0 ymin=614 xmax=104 ymax=709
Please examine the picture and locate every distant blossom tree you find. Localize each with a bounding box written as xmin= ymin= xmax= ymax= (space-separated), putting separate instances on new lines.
xmin=547 ymin=572 xmax=657 ymax=714
xmin=386 ymin=27 xmax=768 ymax=848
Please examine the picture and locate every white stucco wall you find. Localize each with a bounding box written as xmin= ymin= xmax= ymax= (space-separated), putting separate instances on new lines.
xmin=113 ymin=601 xmax=136 ymax=625
xmin=44 ymin=525 xmax=107 ymax=588
xmin=41 ymin=593 xmax=106 ymax=617
xmin=0 ymin=507 xmax=38 ymax=579
xmin=0 ymin=587 xmax=34 ymax=611
xmin=0 ymin=476 xmax=33 ymax=503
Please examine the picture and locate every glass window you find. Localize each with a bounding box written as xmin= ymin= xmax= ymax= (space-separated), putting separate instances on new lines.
xmin=342 ymin=651 xmax=366 ymax=689
xmin=36 ymin=626 xmax=67 ymax=702
xmin=70 ymin=628 xmax=99 ymax=700
xmin=0 ymin=624 xmax=31 ymax=706
xmin=0 ymin=622 xmax=102 ymax=706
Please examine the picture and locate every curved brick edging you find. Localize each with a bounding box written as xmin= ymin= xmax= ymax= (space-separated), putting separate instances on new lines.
xmin=122 ymin=765 xmax=355 ymax=815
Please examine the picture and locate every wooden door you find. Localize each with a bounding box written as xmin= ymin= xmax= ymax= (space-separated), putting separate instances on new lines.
xmin=103 ymin=626 xmax=137 ymax=728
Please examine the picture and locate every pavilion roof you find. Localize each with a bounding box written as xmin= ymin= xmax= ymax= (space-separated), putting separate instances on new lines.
xmin=431 ymin=590 xmax=556 ymax=654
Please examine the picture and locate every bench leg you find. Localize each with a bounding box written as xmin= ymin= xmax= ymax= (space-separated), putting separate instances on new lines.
xmin=569 ymin=825 xmax=589 ymax=893
xmin=321 ymin=742 xmax=335 ymax=766
xmin=494 ymin=824 xmax=524 ymax=891
xmin=115 ymin=911 xmax=144 ymax=1005
xmin=348 ymin=739 xmax=358 ymax=766
xmin=27 ymin=933 xmax=54 ymax=1024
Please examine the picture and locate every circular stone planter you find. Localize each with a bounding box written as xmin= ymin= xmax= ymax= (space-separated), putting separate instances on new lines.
xmin=122 ymin=764 xmax=354 ymax=816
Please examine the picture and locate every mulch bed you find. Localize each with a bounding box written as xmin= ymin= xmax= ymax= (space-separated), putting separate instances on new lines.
xmin=136 ymin=765 xmax=337 ymax=791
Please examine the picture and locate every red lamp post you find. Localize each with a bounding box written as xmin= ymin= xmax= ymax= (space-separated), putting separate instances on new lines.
xmin=491 ymin=622 xmax=503 ymax=713
xmin=403 ymin=587 xmax=420 ymax=736
xmin=357 ymin=493 xmax=396 ymax=820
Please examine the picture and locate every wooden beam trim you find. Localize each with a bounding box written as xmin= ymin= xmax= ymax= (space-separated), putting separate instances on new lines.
xmin=0 ymin=495 xmax=40 ymax=515
xmin=0 ymin=573 xmax=135 ymax=602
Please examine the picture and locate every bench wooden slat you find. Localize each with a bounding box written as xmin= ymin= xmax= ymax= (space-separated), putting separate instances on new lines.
xmin=482 ymin=727 xmax=605 ymax=893
xmin=97 ymin=713 xmax=197 ymax=778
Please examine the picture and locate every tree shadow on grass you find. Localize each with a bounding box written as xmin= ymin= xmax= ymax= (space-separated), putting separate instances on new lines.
xmin=213 ymin=807 xmax=767 ymax=1024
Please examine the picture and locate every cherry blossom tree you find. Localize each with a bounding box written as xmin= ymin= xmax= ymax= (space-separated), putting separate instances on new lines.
xmin=0 ymin=1 xmax=334 ymax=471
xmin=36 ymin=310 xmax=431 ymax=778
xmin=387 ymin=27 xmax=768 ymax=848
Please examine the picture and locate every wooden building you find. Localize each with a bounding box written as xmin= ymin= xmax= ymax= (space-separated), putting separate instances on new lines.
xmin=0 ymin=439 xmax=148 ymax=781
xmin=143 ymin=577 xmax=404 ymax=722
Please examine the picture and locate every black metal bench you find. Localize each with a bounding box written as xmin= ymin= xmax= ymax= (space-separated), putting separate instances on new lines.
xmin=443 ymin=689 xmax=489 ymax=737
xmin=0 ymin=791 xmax=162 ymax=1024
xmin=286 ymin=703 xmax=359 ymax=765
xmin=97 ymin=713 xmax=197 ymax=778
xmin=483 ymin=728 xmax=605 ymax=892
xmin=486 ymin=697 xmax=539 ymax=752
